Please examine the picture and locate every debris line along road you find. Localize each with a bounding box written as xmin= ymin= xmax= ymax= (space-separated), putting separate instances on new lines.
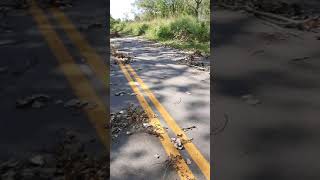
xmin=126 ymin=63 xmax=210 ymax=179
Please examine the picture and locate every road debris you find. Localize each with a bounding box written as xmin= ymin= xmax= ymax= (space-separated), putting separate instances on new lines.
xmin=258 ymin=31 xmax=289 ymax=42
xmin=173 ymin=97 xmax=182 ymax=105
xmin=186 ymin=158 xmax=192 ymax=165
xmin=212 ymin=113 xmax=229 ymax=136
xmin=159 ymin=75 xmax=169 ymax=79
xmin=171 ymin=137 xmax=184 ymax=150
xmin=29 ymin=155 xmax=44 ymax=166
xmin=161 ymin=154 xmax=195 ymax=180
xmin=54 ymin=99 xmax=63 ymax=105
xmin=163 ymin=154 xmax=183 ymax=174
xmin=111 ymin=104 xmax=162 ymax=139
xmin=182 ymin=125 xmax=196 ymax=132
xmin=216 ymin=0 xmax=320 ymax=31
xmin=114 ymin=91 xmax=126 ymax=96
xmin=177 ymin=51 xmax=210 ymax=71
xmin=16 ymin=95 xmax=97 ymax=110
xmin=64 ymin=98 xmax=89 ymax=108
xmin=154 ymin=154 xmax=160 ymax=159
xmin=31 ymin=100 xmax=46 ymax=109
xmin=250 ymin=49 xmax=265 ymax=56
xmin=110 ymin=31 xmax=121 ymax=38
xmin=111 ymin=46 xmax=134 ymax=64
xmin=0 ymin=39 xmax=20 ymax=46
xmin=241 ymin=94 xmax=261 ymax=105
xmin=0 ymin=129 xmax=109 ymax=180
xmin=16 ymin=94 xmax=50 ymax=109
xmin=143 ymin=123 xmax=152 ymax=128
xmin=290 ymin=56 xmax=311 ymax=62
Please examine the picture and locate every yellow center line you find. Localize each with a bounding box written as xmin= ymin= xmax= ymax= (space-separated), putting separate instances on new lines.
xmin=29 ymin=0 xmax=109 ymax=151
xmin=116 ymin=58 xmax=195 ymax=180
xmin=49 ymin=7 xmax=108 ymax=89
xmin=126 ymin=64 xmax=210 ymax=179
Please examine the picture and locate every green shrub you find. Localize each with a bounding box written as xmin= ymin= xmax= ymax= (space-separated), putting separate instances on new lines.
xmin=116 ymin=16 xmax=209 ymax=53
xmin=153 ymin=24 xmax=173 ymax=39
xmin=169 ymin=16 xmax=209 ymax=42
xmin=136 ymin=23 xmax=149 ymax=35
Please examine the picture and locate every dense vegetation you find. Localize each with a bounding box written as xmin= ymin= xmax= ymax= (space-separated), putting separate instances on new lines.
xmin=111 ymin=0 xmax=210 ymax=54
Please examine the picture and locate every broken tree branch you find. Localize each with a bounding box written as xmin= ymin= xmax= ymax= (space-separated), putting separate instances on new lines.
xmin=217 ymin=3 xmax=320 ymax=31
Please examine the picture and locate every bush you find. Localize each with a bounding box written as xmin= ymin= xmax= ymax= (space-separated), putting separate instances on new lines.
xmin=116 ymin=16 xmax=209 ymax=53
xmin=136 ymin=23 xmax=149 ymax=35
xmin=169 ymin=16 xmax=209 ymax=42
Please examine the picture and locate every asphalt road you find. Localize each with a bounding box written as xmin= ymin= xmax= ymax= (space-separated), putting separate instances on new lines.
xmin=0 ymin=0 xmax=108 ymax=163
xmin=213 ymin=8 xmax=320 ymax=180
xmin=110 ymin=37 xmax=211 ymax=180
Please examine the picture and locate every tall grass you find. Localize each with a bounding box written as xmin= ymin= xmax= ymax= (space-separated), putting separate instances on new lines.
xmin=115 ymin=16 xmax=210 ymax=54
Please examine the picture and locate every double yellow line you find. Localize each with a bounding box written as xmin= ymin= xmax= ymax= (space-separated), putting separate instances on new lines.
xmin=29 ymin=1 xmax=109 ymax=150
xmin=126 ymin=64 xmax=210 ymax=179
xmin=117 ymin=61 xmax=210 ymax=179
xmin=117 ymin=60 xmax=195 ymax=180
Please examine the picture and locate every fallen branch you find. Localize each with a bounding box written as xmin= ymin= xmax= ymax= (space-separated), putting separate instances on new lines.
xmin=244 ymin=6 xmax=311 ymax=30
xmin=217 ymin=3 xmax=320 ymax=31
xmin=212 ymin=113 xmax=229 ymax=136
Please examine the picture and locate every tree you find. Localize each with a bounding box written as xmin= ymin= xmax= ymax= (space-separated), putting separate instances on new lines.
xmin=194 ymin=0 xmax=202 ymax=18
xmin=133 ymin=0 xmax=209 ymax=20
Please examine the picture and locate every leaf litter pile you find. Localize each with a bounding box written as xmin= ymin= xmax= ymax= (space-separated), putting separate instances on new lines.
xmin=176 ymin=50 xmax=210 ymax=72
xmin=111 ymin=105 xmax=197 ymax=179
xmin=111 ymin=104 xmax=162 ymax=140
xmin=157 ymin=154 xmax=195 ymax=180
xmin=0 ymin=129 xmax=108 ymax=180
xmin=15 ymin=93 xmax=97 ymax=110
xmin=111 ymin=46 xmax=134 ymax=65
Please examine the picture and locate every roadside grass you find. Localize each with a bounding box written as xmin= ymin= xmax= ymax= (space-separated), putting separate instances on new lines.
xmin=113 ymin=16 xmax=210 ymax=54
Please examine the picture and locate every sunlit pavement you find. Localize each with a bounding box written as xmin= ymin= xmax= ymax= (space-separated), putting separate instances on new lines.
xmin=111 ymin=37 xmax=210 ymax=180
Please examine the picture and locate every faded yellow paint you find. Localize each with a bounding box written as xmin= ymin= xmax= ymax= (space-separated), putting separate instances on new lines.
xmin=29 ymin=0 xmax=109 ymax=150
xmin=50 ymin=7 xmax=108 ymax=89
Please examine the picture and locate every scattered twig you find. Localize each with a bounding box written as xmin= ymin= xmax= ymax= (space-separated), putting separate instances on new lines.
xmin=217 ymin=2 xmax=320 ymax=31
xmin=182 ymin=125 xmax=196 ymax=132
xmin=212 ymin=113 xmax=229 ymax=135
xmin=290 ymin=56 xmax=311 ymax=62
xmin=173 ymin=97 xmax=182 ymax=105
xmin=162 ymin=154 xmax=183 ymax=180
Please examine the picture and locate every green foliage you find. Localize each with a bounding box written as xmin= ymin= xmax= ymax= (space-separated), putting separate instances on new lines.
xmin=111 ymin=16 xmax=124 ymax=32
xmin=120 ymin=22 xmax=150 ymax=36
xmin=169 ymin=15 xmax=209 ymax=41
xmin=115 ymin=16 xmax=209 ymax=53
xmin=111 ymin=0 xmax=210 ymax=53
xmin=134 ymin=0 xmax=210 ymax=20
